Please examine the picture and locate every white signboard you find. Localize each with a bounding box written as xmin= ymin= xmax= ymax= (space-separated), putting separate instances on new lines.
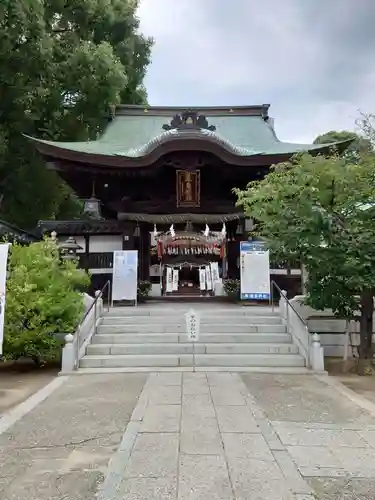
xmin=185 ymin=309 xmax=200 ymax=342
xmin=111 ymin=250 xmax=138 ymax=302
xmin=240 ymin=241 xmax=270 ymax=300
xmin=0 ymin=244 xmax=9 ymax=356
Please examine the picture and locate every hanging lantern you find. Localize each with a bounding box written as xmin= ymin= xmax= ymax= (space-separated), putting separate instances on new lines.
xmin=83 ymin=196 xmax=101 ymax=218
xmin=133 ymin=224 xmax=141 ymax=237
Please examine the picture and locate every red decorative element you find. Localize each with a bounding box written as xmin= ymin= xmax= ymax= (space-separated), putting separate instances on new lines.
xmin=157 ymin=240 xmax=163 ymax=259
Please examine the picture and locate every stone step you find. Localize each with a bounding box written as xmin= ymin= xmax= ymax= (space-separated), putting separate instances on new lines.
xmin=86 ymin=342 xmax=299 ymax=356
xmin=76 ymin=366 xmax=311 ymax=374
xmin=92 ymin=333 xmax=293 ymax=344
xmin=80 ymin=353 xmax=305 ymax=368
xmin=104 ymin=307 xmax=279 ymax=317
xmin=101 ymin=315 xmax=282 ymax=325
xmin=97 ymin=324 xmax=287 ymax=334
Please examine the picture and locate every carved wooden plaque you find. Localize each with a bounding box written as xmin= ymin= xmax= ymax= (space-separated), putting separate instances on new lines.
xmin=176 ymin=170 xmax=200 ymax=208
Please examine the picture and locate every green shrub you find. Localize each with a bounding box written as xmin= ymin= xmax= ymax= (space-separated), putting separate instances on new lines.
xmin=137 ymin=280 xmax=152 ymax=301
xmin=223 ymin=278 xmax=240 ymax=300
xmin=3 ymin=239 xmax=90 ymax=364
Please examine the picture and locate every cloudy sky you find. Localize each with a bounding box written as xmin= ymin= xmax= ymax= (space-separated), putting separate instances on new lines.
xmin=137 ymin=0 xmax=375 ymax=143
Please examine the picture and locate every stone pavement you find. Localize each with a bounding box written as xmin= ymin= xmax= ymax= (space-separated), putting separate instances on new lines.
xmin=98 ymin=372 xmax=375 ymax=500
xmin=0 ymin=374 xmax=147 ymax=500
xmin=2 ymin=372 xmax=375 ymax=499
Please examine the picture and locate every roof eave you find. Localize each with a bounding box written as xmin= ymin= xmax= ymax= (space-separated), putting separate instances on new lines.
xmin=27 ymin=134 xmax=352 ymax=170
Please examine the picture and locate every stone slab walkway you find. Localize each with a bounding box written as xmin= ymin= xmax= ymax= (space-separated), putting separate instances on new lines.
xmin=2 ymin=372 xmax=375 ymax=499
xmin=0 ymin=374 xmax=147 ymax=500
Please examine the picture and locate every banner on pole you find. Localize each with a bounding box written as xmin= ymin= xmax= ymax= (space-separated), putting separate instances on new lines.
xmin=210 ymin=261 xmax=220 ymax=284
xmin=199 ymin=268 xmax=206 ymax=290
xmin=111 ymin=250 xmax=138 ymax=302
xmin=172 ymin=269 xmax=179 ymax=291
xmin=0 ymin=243 xmax=10 ymax=356
xmin=166 ymin=267 xmax=173 ymax=293
xmin=240 ymin=241 xmax=270 ymax=300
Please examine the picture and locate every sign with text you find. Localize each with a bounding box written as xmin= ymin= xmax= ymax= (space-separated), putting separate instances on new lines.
xmin=0 ymin=243 xmax=9 ymax=356
xmin=176 ymin=169 xmax=201 ymax=208
xmin=112 ymin=250 xmax=138 ymax=302
xmin=240 ymin=241 xmax=270 ymax=301
xmin=185 ymin=309 xmax=200 ymax=342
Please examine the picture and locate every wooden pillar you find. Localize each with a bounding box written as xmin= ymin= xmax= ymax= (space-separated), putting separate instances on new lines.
xmin=140 ymin=225 xmax=150 ymax=281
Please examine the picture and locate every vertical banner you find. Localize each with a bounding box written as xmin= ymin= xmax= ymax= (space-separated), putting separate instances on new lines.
xmin=199 ymin=268 xmax=206 ymax=290
xmin=172 ymin=269 xmax=179 ymax=291
xmin=210 ymin=262 xmax=220 ymax=284
xmin=112 ymin=250 xmax=138 ymax=302
xmin=205 ymin=265 xmax=213 ymax=290
xmin=240 ymin=241 xmax=270 ymax=300
xmin=0 ymin=243 xmax=10 ymax=356
xmin=166 ymin=267 xmax=173 ymax=293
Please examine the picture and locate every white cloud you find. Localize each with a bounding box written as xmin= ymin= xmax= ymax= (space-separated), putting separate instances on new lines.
xmin=137 ymin=0 xmax=375 ymax=142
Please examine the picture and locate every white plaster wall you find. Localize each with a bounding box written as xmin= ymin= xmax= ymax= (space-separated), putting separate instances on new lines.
xmin=150 ymin=284 xmax=162 ymax=297
xmin=89 ymin=235 xmax=122 ymax=253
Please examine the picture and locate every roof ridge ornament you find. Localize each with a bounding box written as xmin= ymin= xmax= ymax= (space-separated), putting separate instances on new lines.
xmin=162 ymin=110 xmax=216 ymax=132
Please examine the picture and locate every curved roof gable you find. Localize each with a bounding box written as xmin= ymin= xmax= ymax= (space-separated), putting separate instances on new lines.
xmin=27 ymin=105 xmax=352 ymax=165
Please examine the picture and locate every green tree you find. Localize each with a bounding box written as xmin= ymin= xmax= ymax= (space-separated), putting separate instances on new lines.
xmin=3 ymin=238 xmax=90 ymax=364
xmin=0 ymin=0 xmax=152 ymax=229
xmin=235 ymin=152 xmax=375 ymax=374
xmin=314 ymin=130 xmax=372 ymax=163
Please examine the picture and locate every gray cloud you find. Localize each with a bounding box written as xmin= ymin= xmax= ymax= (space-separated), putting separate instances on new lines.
xmin=137 ymin=0 xmax=375 ymax=142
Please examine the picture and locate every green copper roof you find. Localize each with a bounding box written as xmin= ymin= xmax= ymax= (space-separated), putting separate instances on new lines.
xmin=28 ymin=107 xmax=349 ymax=160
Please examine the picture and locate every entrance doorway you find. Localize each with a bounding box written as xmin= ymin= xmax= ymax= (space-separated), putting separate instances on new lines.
xmin=154 ymin=228 xmax=226 ymax=298
xmin=163 ymin=261 xmax=213 ymax=296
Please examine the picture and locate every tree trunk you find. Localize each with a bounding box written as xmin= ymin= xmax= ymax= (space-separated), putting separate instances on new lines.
xmin=358 ymin=290 xmax=373 ymax=375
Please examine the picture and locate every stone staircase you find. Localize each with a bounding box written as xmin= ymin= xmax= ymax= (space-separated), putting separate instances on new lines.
xmin=78 ymin=303 xmax=307 ymax=372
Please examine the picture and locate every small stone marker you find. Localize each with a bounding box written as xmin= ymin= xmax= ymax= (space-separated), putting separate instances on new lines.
xmin=185 ymin=309 xmax=200 ymax=342
xmin=185 ymin=309 xmax=200 ymax=372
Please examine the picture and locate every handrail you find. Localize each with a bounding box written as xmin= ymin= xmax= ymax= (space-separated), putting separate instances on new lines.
xmin=270 ymin=280 xmax=308 ymax=328
xmin=270 ymin=280 xmax=311 ymax=367
xmin=74 ymin=280 xmax=111 ymax=370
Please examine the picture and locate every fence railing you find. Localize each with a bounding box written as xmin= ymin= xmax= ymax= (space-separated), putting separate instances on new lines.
xmin=60 ymin=280 xmax=110 ymax=373
xmin=270 ymin=280 xmax=324 ymax=370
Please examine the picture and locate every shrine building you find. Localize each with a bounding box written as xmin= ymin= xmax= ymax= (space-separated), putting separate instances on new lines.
xmin=29 ymin=105 xmax=347 ymax=298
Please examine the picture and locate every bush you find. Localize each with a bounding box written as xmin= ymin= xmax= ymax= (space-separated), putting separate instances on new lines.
xmin=3 ymin=239 xmax=90 ymax=364
xmin=137 ymin=280 xmax=152 ymax=301
xmin=223 ymin=279 xmax=240 ymax=300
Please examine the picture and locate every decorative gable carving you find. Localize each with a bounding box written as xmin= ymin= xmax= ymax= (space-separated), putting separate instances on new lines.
xmin=162 ymin=110 xmax=216 ymax=132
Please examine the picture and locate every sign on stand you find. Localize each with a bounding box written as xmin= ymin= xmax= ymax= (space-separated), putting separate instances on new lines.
xmin=240 ymin=241 xmax=270 ymax=301
xmin=185 ymin=309 xmax=200 ymax=372
xmin=111 ymin=250 xmax=138 ymax=305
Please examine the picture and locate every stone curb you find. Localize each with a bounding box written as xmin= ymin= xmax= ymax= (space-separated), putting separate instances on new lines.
xmin=0 ymin=376 xmax=69 ymax=436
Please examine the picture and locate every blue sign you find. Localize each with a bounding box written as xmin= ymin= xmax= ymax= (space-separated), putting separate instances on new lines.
xmin=240 ymin=241 xmax=267 ymax=252
xmin=241 ymin=293 xmax=270 ymax=300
